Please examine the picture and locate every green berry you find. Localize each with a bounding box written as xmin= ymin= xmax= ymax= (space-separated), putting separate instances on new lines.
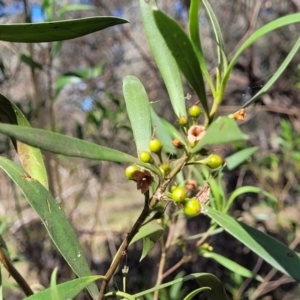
xmin=171 ymin=187 xmax=187 ymax=203
xmin=206 ymin=154 xmax=223 ymax=169
xmin=184 ymin=198 xmax=201 ymax=216
xmin=189 ymin=105 xmax=202 ymax=118
xmin=139 ymin=151 xmax=153 ymax=163
xmin=125 ymin=165 xmax=139 ymax=180
xmin=149 ymin=138 xmax=162 ymax=153
xmin=178 ymin=116 xmax=188 ymax=126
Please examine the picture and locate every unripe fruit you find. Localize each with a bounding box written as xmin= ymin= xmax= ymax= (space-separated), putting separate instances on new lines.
xmin=125 ymin=165 xmax=139 ymax=180
xmin=178 ymin=116 xmax=188 ymax=126
xmin=189 ymin=105 xmax=202 ymax=118
xmin=149 ymin=138 xmax=162 ymax=153
xmin=139 ymin=151 xmax=153 ymax=163
xmin=184 ymin=198 xmax=201 ymax=216
xmin=171 ymin=187 xmax=187 ymax=203
xmin=206 ymin=154 xmax=223 ymax=169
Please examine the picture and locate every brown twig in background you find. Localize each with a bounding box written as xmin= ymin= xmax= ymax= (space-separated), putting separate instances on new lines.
xmin=0 ymin=247 xmax=33 ymax=296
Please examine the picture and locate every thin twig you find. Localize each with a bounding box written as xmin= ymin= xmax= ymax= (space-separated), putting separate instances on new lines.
xmin=0 ymin=247 xmax=33 ymax=296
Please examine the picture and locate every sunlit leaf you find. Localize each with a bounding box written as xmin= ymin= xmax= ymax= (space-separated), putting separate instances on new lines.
xmin=0 ymin=16 xmax=128 ymax=43
xmin=189 ymin=0 xmax=214 ymax=93
xmin=205 ymin=205 xmax=300 ymax=282
xmin=183 ymin=287 xmax=211 ymax=300
xmin=123 ymin=76 xmax=152 ymax=154
xmin=153 ymin=8 xmax=208 ymax=116
xmin=130 ymin=221 xmax=163 ymax=260
xmin=134 ymin=273 xmax=227 ymax=299
xmin=0 ymin=95 xmax=48 ymax=189
xmin=0 ymin=123 xmax=139 ymax=164
xmin=24 ymin=276 xmax=104 ymax=300
xmin=0 ymin=157 xmax=99 ymax=298
xmin=224 ymin=146 xmax=258 ymax=171
xmin=201 ymin=251 xmax=263 ymax=281
xmin=191 ymin=117 xmax=248 ymax=153
xmin=140 ymin=0 xmax=186 ymax=118
xmin=224 ymin=186 xmax=277 ymax=213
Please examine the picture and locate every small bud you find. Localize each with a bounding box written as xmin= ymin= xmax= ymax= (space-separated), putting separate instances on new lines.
xmin=178 ymin=116 xmax=189 ymax=126
xmin=172 ymin=138 xmax=183 ymax=148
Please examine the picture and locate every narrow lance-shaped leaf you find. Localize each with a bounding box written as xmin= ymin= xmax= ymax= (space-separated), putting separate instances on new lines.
xmin=140 ymin=0 xmax=187 ymax=118
xmin=153 ymin=8 xmax=208 ymax=117
xmin=205 ymin=205 xmax=300 ymax=282
xmin=123 ymin=76 xmax=152 ymax=154
xmin=220 ymin=13 xmax=300 ymax=99
xmin=0 ymin=123 xmax=139 ymax=164
xmin=0 ymin=157 xmax=99 ymax=299
xmin=189 ymin=0 xmax=214 ymax=93
xmin=24 ymin=276 xmax=104 ymax=300
xmin=0 ymin=16 xmax=128 ymax=43
xmin=0 ymin=95 xmax=48 ymax=189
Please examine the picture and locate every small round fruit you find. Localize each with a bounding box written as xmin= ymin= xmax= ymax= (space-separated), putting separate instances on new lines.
xmin=178 ymin=116 xmax=188 ymax=126
xmin=139 ymin=151 xmax=153 ymax=163
xmin=149 ymin=138 xmax=163 ymax=153
xmin=125 ymin=165 xmax=139 ymax=180
xmin=184 ymin=198 xmax=201 ymax=216
xmin=189 ymin=105 xmax=202 ymax=118
xmin=171 ymin=187 xmax=187 ymax=203
xmin=206 ymin=154 xmax=223 ymax=169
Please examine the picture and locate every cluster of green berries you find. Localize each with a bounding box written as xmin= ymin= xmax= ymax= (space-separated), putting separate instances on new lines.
xmin=125 ymin=138 xmax=170 ymax=181
xmin=171 ymin=186 xmax=201 ymax=217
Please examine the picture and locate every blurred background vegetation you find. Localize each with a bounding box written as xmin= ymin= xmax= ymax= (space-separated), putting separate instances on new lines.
xmin=0 ymin=0 xmax=300 ymax=299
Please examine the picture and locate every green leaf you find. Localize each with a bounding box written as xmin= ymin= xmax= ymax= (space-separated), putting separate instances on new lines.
xmin=20 ymin=54 xmax=43 ymax=70
xmin=0 ymin=123 xmax=139 ymax=164
xmin=189 ymin=0 xmax=214 ymax=93
xmin=24 ymin=275 xmax=104 ymax=300
xmin=224 ymin=147 xmax=258 ymax=171
xmin=134 ymin=273 xmax=227 ymax=299
xmin=50 ymin=268 xmax=59 ymax=300
xmin=58 ymin=4 xmax=96 ymax=15
xmin=202 ymin=0 xmax=227 ymax=71
xmin=123 ymin=76 xmax=152 ymax=154
xmin=221 ymin=13 xmax=300 ymax=99
xmin=243 ymin=36 xmax=300 ymax=108
xmin=130 ymin=221 xmax=163 ymax=261
xmin=224 ymin=186 xmax=277 ymax=213
xmin=191 ymin=117 xmax=248 ymax=153
xmin=0 ymin=95 xmax=48 ymax=189
xmin=153 ymin=9 xmax=208 ymax=116
xmin=0 ymin=16 xmax=128 ymax=43
xmin=140 ymin=0 xmax=186 ymax=118
xmin=205 ymin=205 xmax=300 ymax=282
xmin=183 ymin=287 xmax=211 ymax=300
xmin=201 ymin=250 xmax=263 ymax=282
xmin=0 ymin=157 xmax=99 ymax=299
xmin=150 ymin=108 xmax=177 ymax=155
